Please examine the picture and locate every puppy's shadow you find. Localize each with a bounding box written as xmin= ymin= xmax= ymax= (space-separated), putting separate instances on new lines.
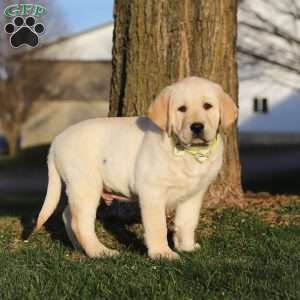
xmin=4 ymin=192 xmax=65 ymax=243
xmin=98 ymin=201 xmax=147 ymax=255
xmin=21 ymin=213 xmax=38 ymax=240
xmin=20 ymin=192 xmax=72 ymax=248
xmin=37 ymin=194 xmax=72 ymax=248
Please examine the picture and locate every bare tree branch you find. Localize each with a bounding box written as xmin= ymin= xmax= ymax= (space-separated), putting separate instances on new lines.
xmin=238 ymin=0 xmax=300 ymax=87
xmin=238 ymin=46 xmax=300 ymax=76
xmin=239 ymin=21 xmax=300 ymax=46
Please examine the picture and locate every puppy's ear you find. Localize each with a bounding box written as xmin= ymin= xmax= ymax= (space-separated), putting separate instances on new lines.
xmin=220 ymin=90 xmax=238 ymax=130
xmin=148 ymin=87 xmax=172 ymax=133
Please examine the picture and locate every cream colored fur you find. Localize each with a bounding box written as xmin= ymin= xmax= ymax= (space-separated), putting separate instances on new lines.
xmin=36 ymin=77 xmax=238 ymax=260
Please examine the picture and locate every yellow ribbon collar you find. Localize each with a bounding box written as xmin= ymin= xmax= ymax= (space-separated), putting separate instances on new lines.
xmin=172 ymin=133 xmax=221 ymax=163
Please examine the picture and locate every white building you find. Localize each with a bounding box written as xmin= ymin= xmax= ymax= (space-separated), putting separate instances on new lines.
xmin=16 ymin=23 xmax=113 ymax=148
xmin=238 ymin=0 xmax=300 ymax=145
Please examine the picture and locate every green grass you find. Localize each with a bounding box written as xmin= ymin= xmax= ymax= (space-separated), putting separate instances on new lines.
xmin=0 ymin=194 xmax=300 ymax=300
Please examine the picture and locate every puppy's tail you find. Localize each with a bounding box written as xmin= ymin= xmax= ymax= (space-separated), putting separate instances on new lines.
xmin=36 ymin=149 xmax=62 ymax=231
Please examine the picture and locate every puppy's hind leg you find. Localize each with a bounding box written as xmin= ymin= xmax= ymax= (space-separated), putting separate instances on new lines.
xmin=67 ymin=186 xmax=119 ymax=258
xmin=62 ymin=205 xmax=81 ymax=250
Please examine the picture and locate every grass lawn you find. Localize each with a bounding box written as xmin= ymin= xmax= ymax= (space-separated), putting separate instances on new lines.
xmin=0 ymin=193 xmax=299 ymax=300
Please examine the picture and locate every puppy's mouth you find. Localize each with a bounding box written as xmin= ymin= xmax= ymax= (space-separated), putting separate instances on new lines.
xmin=182 ymin=137 xmax=211 ymax=147
xmin=189 ymin=135 xmax=210 ymax=146
xmin=174 ymin=132 xmax=215 ymax=147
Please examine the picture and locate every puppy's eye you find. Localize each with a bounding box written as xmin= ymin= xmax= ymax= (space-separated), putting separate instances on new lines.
xmin=178 ymin=105 xmax=187 ymax=113
xmin=203 ymin=103 xmax=213 ymax=110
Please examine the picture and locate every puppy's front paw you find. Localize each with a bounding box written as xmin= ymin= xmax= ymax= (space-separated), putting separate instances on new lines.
xmin=103 ymin=249 xmax=120 ymax=257
xmin=149 ymin=248 xmax=180 ymax=260
xmin=175 ymin=242 xmax=200 ymax=252
xmin=87 ymin=247 xmax=120 ymax=258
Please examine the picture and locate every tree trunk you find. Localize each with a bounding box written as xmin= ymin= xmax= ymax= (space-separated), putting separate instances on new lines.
xmin=110 ymin=0 xmax=246 ymax=208
xmin=4 ymin=126 xmax=20 ymax=157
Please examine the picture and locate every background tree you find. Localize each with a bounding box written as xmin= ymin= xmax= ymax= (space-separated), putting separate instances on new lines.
xmin=0 ymin=78 xmax=32 ymax=156
xmin=110 ymin=0 xmax=246 ymax=207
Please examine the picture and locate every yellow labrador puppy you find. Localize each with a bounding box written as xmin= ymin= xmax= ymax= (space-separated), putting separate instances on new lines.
xmin=36 ymin=77 xmax=237 ymax=260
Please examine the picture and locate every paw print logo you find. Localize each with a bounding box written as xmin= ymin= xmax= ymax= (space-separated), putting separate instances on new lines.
xmin=4 ymin=16 xmax=45 ymax=48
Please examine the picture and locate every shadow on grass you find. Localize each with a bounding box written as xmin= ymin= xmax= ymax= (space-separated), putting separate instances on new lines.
xmin=0 ymin=193 xmax=69 ymax=243
xmin=98 ymin=201 xmax=147 ymax=254
xmin=0 ymin=193 xmax=42 ymax=239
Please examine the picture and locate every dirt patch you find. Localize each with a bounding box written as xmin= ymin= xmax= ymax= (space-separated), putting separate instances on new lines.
xmin=195 ymin=193 xmax=300 ymax=239
xmin=245 ymin=192 xmax=300 ymax=225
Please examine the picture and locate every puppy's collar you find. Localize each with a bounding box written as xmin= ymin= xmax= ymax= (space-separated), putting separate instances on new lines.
xmin=172 ymin=133 xmax=221 ymax=163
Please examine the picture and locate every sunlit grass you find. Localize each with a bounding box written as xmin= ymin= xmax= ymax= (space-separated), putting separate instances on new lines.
xmin=0 ymin=194 xmax=299 ymax=300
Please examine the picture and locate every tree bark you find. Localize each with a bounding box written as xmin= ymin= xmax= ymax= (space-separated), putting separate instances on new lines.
xmin=110 ymin=0 xmax=246 ymax=208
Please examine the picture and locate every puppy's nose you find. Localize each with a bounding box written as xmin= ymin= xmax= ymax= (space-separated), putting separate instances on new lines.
xmin=190 ymin=122 xmax=204 ymax=134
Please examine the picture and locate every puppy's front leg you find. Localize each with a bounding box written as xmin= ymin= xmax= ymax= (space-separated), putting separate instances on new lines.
xmin=139 ymin=192 xmax=179 ymax=260
xmin=173 ymin=192 xmax=204 ymax=252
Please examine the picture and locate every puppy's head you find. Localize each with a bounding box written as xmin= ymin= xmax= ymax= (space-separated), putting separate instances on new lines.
xmin=148 ymin=76 xmax=238 ymax=145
